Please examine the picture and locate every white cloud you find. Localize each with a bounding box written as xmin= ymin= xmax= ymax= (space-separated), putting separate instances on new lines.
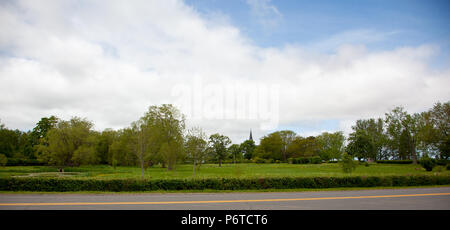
xmin=0 ymin=0 xmax=449 ymax=144
xmin=246 ymin=0 xmax=282 ymax=30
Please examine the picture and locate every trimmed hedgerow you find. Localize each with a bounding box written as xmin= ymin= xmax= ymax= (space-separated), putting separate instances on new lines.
xmin=289 ymin=156 xmax=322 ymax=164
xmin=376 ymin=160 xmax=414 ymax=164
xmin=0 ymin=175 xmax=449 ymax=192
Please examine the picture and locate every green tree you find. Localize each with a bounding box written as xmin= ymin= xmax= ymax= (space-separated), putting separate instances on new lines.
xmin=228 ymin=144 xmax=242 ymax=164
xmin=240 ymin=139 xmax=255 ymax=160
xmin=31 ymin=116 xmax=59 ymax=159
xmin=0 ymin=128 xmax=20 ymax=158
xmin=95 ymin=129 xmax=117 ymax=164
xmin=316 ymin=131 xmax=345 ymax=161
xmin=286 ymin=136 xmax=320 ymax=158
xmin=185 ymin=127 xmax=208 ymax=176
xmin=385 ymin=107 xmax=420 ymax=163
xmin=108 ymin=128 xmax=138 ymax=168
xmin=31 ymin=116 xmax=59 ymax=145
xmin=142 ymin=104 xmax=186 ymax=171
xmin=37 ymin=117 xmax=98 ymax=167
xmin=418 ymin=102 xmax=449 ymax=159
xmin=347 ymin=118 xmax=386 ymax=161
xmin=255 ymin=132 xmax=283 ymax=160
xmin=276 ymin=130 xmax=296 ymax=162
xmin=209 ymin=133 xmax=231 ymax=167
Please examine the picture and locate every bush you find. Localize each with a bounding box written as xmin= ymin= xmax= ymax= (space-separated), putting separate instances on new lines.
xmin=341 ymin=153 xmax=358 ymax=174
xmin=1 ymin=175 xmax=449 ymax=192
xmin=420 ymin=155 xmax=436 ymax=172
xmin=434 ymin=166 xmax=445 ymax=173
xmin=0 ymin=154 xmax=7 ymax=166
xmin=376 ymin=160 xmax=413 ymax=164
xmin=436 ymin=159 xmax=450 ymax=166
xmin=310 ymin=156 xmax=321 ymax=164
xmin=5 ymin=158 xmax=45 ymax=166
xmin=290 ymin=157 xmax=322 ymax=164
xmin=252 ymin=157 xmax=266 ymax=164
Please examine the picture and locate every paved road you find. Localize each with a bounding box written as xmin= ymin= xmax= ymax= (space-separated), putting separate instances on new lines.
xmin=1 ymin=187 xmax=449 ymax=210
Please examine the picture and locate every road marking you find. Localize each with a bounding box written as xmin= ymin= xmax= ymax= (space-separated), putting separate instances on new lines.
xmin=0 ymin=193 xmax=449 ymax=206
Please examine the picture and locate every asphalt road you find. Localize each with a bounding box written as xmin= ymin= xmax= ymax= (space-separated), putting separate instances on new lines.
xmin=1 ymin=187 xmax=449 ymax=210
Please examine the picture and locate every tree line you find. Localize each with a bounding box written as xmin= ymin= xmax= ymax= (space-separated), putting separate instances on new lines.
xmin=0 ymin=102 xmax=448 ymax=175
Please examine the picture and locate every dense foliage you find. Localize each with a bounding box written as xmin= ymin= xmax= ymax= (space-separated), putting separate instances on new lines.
xmin=0 ymin=101 xmax=448 ymax=171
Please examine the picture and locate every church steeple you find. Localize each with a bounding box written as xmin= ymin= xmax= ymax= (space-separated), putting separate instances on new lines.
xmin=249 ymin=129 xmax=253 ymax=141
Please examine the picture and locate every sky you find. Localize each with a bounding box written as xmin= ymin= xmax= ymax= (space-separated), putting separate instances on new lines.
xmin=0 ymin=0 xmax=449 ymax=144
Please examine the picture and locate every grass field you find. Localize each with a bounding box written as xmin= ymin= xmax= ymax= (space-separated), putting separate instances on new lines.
xmin=1 ymin=163 xmax=449 ymax=180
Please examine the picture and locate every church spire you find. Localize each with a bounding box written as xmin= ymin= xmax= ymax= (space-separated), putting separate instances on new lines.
xmin=249 ymin=129 xmax=253 ymax=141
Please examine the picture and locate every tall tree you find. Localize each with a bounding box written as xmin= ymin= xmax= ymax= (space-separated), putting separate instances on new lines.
xmin=32 ymin=116 xmax=59 ymax=160
xmin=255 ymin=132 xmax=283 ymax=160
xmin=418 ymin=102 xmax=450 ymax=159
xmin=37 ymin=117 xmax=98 ymax=167
xmin=240 ymin=139 xmax=256 ymax=160
xmin=185 ymin=127 xmax=208 ymax=176
xmin=385 ymin=107 xmax=420 ymax=163
xmin=317 ymin=131 xmax=345 ymax=161
xmin=209 ymin=133 xmax=231 ymax=167
xmin=141 ymin=104 xmax=186 ymax=171
xmin=0 ymin=126 xmax=21 ymax=158
xmin=286 ymin=136 xmax=320 ymax=158
xmin=108 ymin=128 xmax=138 ymax=168
xmin=228 ymin=144 xmax=242 ymax=164
xmin=276 ymin=130 xmax=296 ymax=162
xmin=347 ymin=118 xmax=386 ymax=161
xmin=95 ymin=129 xmax=117 ymax=164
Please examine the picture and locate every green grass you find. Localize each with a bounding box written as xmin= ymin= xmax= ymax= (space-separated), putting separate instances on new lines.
xmin=1 ymin=163 xmax=448 ymax=180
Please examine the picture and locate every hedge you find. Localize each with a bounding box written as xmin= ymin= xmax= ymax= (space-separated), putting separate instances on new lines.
xmin=0 ymin=175 xmax=449 ymax=192
xmin=376 ymin=160 xmax=449 ymax=166
xmin=376 ymin=160 xmax=414 ymax=164
xmin=289 ymin=156 xmax=322 ymax=164
xmin=5 ymin=158 xmax=46 ymax=166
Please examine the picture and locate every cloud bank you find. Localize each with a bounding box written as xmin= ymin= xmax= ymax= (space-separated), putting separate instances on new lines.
xmin=0 ymin=0 xmax=449 ymax=144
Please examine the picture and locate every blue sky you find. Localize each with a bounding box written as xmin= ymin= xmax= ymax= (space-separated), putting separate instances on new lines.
xmin=186 ymin=0 xmax=450 ymax=49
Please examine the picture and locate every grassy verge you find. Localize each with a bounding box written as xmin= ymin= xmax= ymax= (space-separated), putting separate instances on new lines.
xmin=1 ymin=163 xmax=449 ymax=180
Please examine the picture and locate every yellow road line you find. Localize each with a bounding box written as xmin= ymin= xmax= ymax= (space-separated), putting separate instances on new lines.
xmin=1 ymin=193 xmax=449 ymax=206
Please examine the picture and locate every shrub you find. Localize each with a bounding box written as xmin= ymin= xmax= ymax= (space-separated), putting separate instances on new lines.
xmin=290 ymin=157 xmax=322 ymax=164
xmin=376 ymin=160 xmax=413 ymax=164
xmin=341 ymin=153 xmax=358 ymax=174
xmin=0 ymin=154 xmax=7 ymax=166
xmin=265 ymin=159 xmax=275 ymax=164
xmin=420 ymin=155 xmax=436 ymax=172
xmin=5 ymin=158 xmax=45 ymax=166
xmin=434 ymin=166 xmax=445 ymax=173
xmin=310 ymin=156 xmax=321 ymax=164
xmin=436 ymin=159 xmax=449 ymax=166
xmin=252 ymin=157 xmax=266 ymax=164
xmin=296 ymin=157 xmax=309 ymax=164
